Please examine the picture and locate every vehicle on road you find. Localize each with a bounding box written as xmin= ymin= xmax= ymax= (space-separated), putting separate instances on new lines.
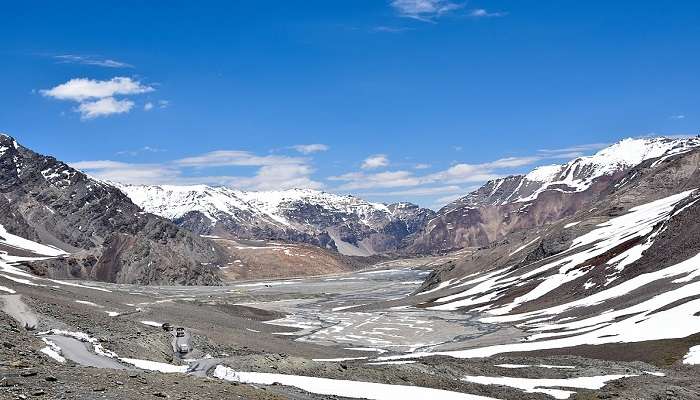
xmin=176 ymin=327 xmax=185 ymax=337
xmin=162 ymin=322 xmax=173 ymax=331
xmin=177 ymin=343 xmax=190 ymax=354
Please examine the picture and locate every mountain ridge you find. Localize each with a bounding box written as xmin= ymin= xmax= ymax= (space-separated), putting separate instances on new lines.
xmin=114 ymin=183 xmax=436 ymax=256
xmin=409 ymin=136 xmax=700 ymax=253
xmin=0 ymin=133 xmax=221 ymax=285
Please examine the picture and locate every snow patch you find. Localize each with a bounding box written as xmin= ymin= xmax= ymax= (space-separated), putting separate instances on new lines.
xmin=463 ymin=374 xmax=634 ymax=399
xmin=120 ymin=358 xmax=188 ymax=373
xmin=214 ymin=365 xmax=498 ymax=400
xmin=683 ymin=345 xmax=700 ymax=365
xmin=0 ymin=285 xmax=16 ymax=294
xmin=140 ymin=320 xmax=163 ymax=327
xmin=39 ymin=338 xmax=65 ymax=363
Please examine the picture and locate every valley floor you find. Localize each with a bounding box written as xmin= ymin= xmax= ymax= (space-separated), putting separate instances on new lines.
xmin=1 ymin=258 xmax=700 ymax=399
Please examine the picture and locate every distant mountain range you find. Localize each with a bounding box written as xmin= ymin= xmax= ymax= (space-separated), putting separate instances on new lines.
xmin=114 ymin=184 xmax=436 ymax=256
xmin=115 ymin=137 xmax=700 ymax=256
xmin=3 ymin=132 xmax=700 ymax=286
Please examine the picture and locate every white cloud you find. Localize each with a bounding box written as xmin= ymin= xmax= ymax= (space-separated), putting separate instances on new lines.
xmin=469 ymin=9 xmax=507 ymax=18
xmin=291 ymin=144 xmax=329 ymax=154
xmin=144 ymin=102 xmax=154 ymax=111
xmin=116 ymin=146 xmax=166 ymax=156
xmin=41 ymin=77 xmax=153 ymax=102
xmin=158 ymin=100 xmax=169 ymax=109
xmin=418 ymin=156 xmax=540 ymax=185
xmin=175 ymin=150 xmax=307 ymax=168
xmin=670 ymin=114 xmax=686 ymax=120
xmin=70 ymin=160 xmax=180 ymax=185
xmin=361 ymin=154 xmax=390 ymax=169
xmin=73 ymin=159 xmax=322 ymax=190
xmin=330 ymin=170 xmax=420 ymax=190
xmin=225 ymin=164 xmax=323 ymax=191
xmin=327 ymin=140 xmax=613 ymax=206
xmin=54 ymin=54 xmax=133 ymax=68
xmin=360 ymin=185 xmax=463 ymax=197
xmin=390 ymin=0 xmax=462 ymax=21
xmin=414 ymin=163 xmax=431 ymax=169
xmin=538 ymin=143 xmax=609 ymax=154
xmin=434 ymin=193 xmax=463 ymax=207
xmin=77 ymin=97 xmax=134 ymax=119
xmin=73 ymin=147 xmax=322 ymax=190
xmin=71 ymin=160 xmax=132 ymax=170
xmin=41 ymin=77 xmax=154 ymax=120
xmin=331 ymin=153 xmax=573 ymax=191
xmin=426 ymin=163 xmax=501 ymax=184
xmin=372 ymin=26 xmax=412 ymax=33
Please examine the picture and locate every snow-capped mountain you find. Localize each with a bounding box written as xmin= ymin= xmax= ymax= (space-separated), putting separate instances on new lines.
xmin=407 ymin=148 xmax=700 ymax=362
xmin=411 ymin=137 xmax=700 ymax=253
xmin=115 ymin=184 xmax=436 ymax=256
xmin=450 ymin=137 xmax=700 ymax=210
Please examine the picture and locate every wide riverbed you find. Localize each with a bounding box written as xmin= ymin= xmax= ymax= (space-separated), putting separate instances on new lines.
xmin=101 ymin=265 xmax=499 ymax=356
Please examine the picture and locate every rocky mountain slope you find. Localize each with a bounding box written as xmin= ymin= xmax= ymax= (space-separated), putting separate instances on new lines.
xmin=398 ymin=141 xmax=700 ymax=362
xmin=0 ymin=133 xmax=220 ymax=285
xmin=115 ymin=184 xmax=435 ymax=256
xmin=410 ymin=137 xmax=700 ymax=253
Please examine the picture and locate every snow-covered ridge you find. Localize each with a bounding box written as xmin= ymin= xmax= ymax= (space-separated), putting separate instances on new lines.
xmin=521 ymin=137 xmax=700 ymax=197
xmin=114 ymin=184 xmax=393 ymax=227
xmin=463 ymin=137 xmax=700 ymax=207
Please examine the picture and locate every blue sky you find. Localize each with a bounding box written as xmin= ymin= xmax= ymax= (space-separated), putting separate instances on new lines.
xmin=1 ymin=1 xmax=698 ymax=209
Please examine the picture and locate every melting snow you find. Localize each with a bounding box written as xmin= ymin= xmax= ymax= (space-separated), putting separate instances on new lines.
xmin=683 ymin=345 xmax=700 ymax=365
xmin=214 ymin=365 xmax=498 ymax=400
xmin=0 ymin=224 xmax=67 ymax=257
xmin=75 ymin=300 xmax=101 ymax=307
xmin=39 ymin=338 xmax=65 ymax=363
xmin=120 ymin=358 xmax=188 ymax=373
xmin=0 ymin=286 xmax=16 ymax=294
xmin=463 ymin=374 xmax=634 ymax=399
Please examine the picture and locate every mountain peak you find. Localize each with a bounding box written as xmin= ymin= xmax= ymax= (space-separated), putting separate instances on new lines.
xmin=0 ymin=133 xmax=19 ymax=149
xmin=450 ymin=136 xmax=700 ymax=210
xmin=581 ymin=136 xmax=700 ymax=171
